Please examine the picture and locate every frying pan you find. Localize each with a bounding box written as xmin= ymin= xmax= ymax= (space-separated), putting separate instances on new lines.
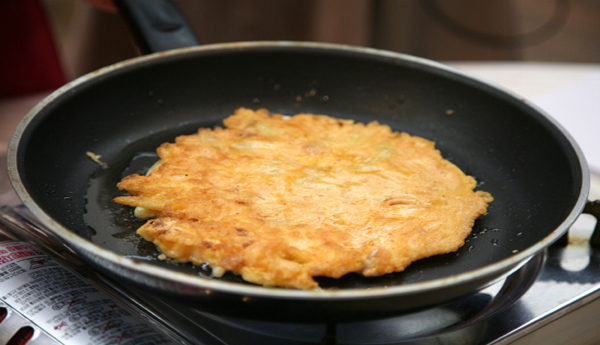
xmin=7 ymin=0 xmax=589 ymax=323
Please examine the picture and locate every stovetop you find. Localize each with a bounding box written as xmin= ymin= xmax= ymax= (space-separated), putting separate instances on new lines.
xmin=122 ymin=210 xmax=600 ymax=345
xmin=2 ymin=62 xmax=600 ymax=345
xmin=0 ymin=202 xmax=599 ymax=345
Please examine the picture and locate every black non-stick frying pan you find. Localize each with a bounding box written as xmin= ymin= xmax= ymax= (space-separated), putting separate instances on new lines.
xmin=7 ymin=0 xmax=589 ymax=322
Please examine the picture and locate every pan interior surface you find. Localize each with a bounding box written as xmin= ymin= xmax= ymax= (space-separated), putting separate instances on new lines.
xmin=13 ymin=43 xmax=585 ymax=295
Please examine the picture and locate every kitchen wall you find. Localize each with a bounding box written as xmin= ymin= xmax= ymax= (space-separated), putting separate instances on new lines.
xmin=40 ymin=0 xmax=600 ymax=82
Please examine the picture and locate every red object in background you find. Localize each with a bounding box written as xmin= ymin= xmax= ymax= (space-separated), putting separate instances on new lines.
xmin=0 ymin=0 xmax=66 ymax=98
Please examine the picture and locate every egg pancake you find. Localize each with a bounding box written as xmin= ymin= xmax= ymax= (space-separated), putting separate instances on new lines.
xmin=113 ymin=108 xmax=493 ymax=290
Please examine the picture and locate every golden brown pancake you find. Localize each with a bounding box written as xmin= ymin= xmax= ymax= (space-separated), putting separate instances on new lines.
xmin=113 ymin=108 xmax=493 ymax=289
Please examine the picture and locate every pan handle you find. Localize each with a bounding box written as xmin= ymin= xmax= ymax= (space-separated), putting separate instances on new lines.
xmin=114 ymin=0 xmax=200 ymax=54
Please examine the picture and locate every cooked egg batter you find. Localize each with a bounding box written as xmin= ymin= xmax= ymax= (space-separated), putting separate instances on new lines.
xmin=113 ymin=108 xmax=492 ymax=289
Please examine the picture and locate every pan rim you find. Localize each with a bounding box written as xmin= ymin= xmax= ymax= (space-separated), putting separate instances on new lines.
xmin=7 ymin=41 xmax=590 ymax=300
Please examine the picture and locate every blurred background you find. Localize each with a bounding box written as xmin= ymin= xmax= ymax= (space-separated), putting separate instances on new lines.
xmin=3 ymin=0 xmax=600 ymax=91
